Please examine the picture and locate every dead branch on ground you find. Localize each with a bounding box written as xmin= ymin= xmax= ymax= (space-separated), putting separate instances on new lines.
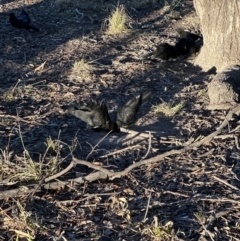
xmin=1 ymin=104 xmax=240 ymax=199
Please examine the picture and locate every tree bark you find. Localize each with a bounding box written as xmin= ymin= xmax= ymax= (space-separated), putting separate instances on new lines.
xmin=193 ymin=0 xmax=240 ymax=72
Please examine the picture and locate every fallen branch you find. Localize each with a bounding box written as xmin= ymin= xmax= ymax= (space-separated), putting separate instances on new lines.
xmin=1 ymin=104 xmax=240 ymax=196
xmin=43 ymin=103 xmax=240 ymax=188
xmin=45 ymin=161 xmax=76 ymax=182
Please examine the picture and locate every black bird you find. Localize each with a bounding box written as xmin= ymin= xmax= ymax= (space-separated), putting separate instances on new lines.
xmin=177 ymin=28 xmax=202 ymax=42
xmin=177 ymin=29 xmax=203 ymax=54
xmin=116 ymin=91 xmax=152 ymax=128
xmin=174 ymin=38 xmax=196 ymax=55
xmin=9 ymin=11 xmax=39 ymax=31
xmin=140 ymin=43 xmax=178 ymax=60
xmin=19 ymin=10 xmax=31 ymax=24
xmin=62 ymin=101 xmax=118 ymax=132
xmin=141 ymin=39 xmax=195 ymax=61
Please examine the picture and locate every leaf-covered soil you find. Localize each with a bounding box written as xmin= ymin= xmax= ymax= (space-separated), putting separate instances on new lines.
xmin=0 ymin=0 xmax=240 ymax=240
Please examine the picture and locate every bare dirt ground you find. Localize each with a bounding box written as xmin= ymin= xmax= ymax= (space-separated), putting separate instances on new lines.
xmin=0 ymin=0 xmax=240 ymax=240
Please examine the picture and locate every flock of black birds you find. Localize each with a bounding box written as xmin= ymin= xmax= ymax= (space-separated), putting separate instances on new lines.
xmin=8 ymin=10 xmax=203 ymax=133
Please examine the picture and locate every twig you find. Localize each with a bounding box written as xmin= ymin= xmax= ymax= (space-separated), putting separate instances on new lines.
xmin=45 ymin=161 xmax=76 ymax=182
xmin=0 ymin=114 xmax=39 ymax=124
xmin=75 ymin=8 xmax=84 ymax=20
xmin=186 ymin=104 xmax=240 ymax=148
xmin=73 ymin=158 xmax=113 ymax=175
xmin=120 ymin=128 xmax=192 ymax=145
xmin=31 ymin=80 xmax=47 ymax=86
xmin=143 ymin=191 xmax=152 ymax=222
xmin=86 ymin=130 xmax=113 ymax=160
xmin=11 ymin=78 xmax=21 ymax=94
xmin=163 ymin=190 xmax=189 ymax=198
xmin=198 ymin=148 xmax=214 ymax=158
xmin=141 ymin=132 xmax=152 ymax=160
xmin=206 ymin=210 xmax=231 ymax=230
xmin=195 ymin=213 xmax=215 ymax=241
xmin=99 ymin=144 xmax=141 ymax=158
xmin=75 ymin=8 xmax=93 ymax=23
xmin=191 ymin=195 xmax=240 ymax=204
xmin=213 ymin=134 xmax=235 ymax=139
xmin=120 ymin=128 xmax=155 ymax=138
xmin=43 ymin=170 xmax=109 ymax=190
xmin=229 ymin=124 xmax=240 ymax=133
xmin=212 ymin=175 xmax=239 ymax=190
xmin=234 ymin=135 xmax=240 ymax=149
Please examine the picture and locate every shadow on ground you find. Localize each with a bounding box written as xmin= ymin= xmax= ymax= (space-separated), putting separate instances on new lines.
xmin=2 ymin=1 xmax=237 ymax=241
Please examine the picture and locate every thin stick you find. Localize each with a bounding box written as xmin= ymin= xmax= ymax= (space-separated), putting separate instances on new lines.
xmin=0 ymin=114 xmax=39 ymax=124
xmin=212 ymin=175 xmax=239 ymax=190
xmin=195 ymin=214 xmax=215 ymax=241
xmin=120 ymin=128 xmax=155 ymax=138
xmin=100 ymin=144 xmax=141 ymax=158
xmin=45 ymin=162 xmax=76 ymax=182
xmin=86 ymin=130 xmax=113 ymax=160
xmin=141 ymin=132 xmax=152 ymax=160
xmin=234 ymin=135 xmax=240 ymax=149
xmin=163 ymin=190 xmax=189 ymax=198
xmin=11 ymin=78 xmax=21 ymax=94
xmin=143 ymin=191 xmax=151 ymax=222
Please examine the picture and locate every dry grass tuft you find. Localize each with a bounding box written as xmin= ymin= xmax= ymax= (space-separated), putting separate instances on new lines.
xmin=69 ymin=59 xmax=93 ymax=82
xmin=3 ymin=91 xmax=14 ymax=102
xmin=0 ymin=134 xmax=63 ymax=185
xmin=104 ymin=5 xmax=132 ymax=35
xmin=143 ymin=216 xmax=174 ymax=239
xmin=152 ymin=100 xmax=185 ymax=117
xmin=2 ymin=200 xmax=36 ymax=240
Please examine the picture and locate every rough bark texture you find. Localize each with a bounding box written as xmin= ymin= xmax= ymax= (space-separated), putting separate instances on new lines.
xmin=193 ymin=0 xmax=240 ymax=72
xmin=207 ymin=66 xmax=240 ymax=110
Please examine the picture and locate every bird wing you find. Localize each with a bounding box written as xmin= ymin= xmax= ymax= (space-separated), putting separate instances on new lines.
xmin=116 ymin=108 xmax=136 ymax=127
xmin=116 ymin=95 xmax=141 ymax=127
xmin=62 ymin=105 xmax=94 ymax=126
xmin=116 ymin=91 xmax=151 ymax=127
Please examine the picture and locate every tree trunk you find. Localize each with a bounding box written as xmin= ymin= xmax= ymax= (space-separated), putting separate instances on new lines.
xmin=193 ymin=0 xmax=240 ymax=72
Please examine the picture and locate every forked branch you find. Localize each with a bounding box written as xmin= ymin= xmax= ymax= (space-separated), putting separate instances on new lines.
xmin=1 ymin=104 xmax=240 ymax=198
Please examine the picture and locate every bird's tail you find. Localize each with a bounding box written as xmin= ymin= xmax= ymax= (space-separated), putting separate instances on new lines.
xmin=29 ymin=25 xmax=39 ymax=31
